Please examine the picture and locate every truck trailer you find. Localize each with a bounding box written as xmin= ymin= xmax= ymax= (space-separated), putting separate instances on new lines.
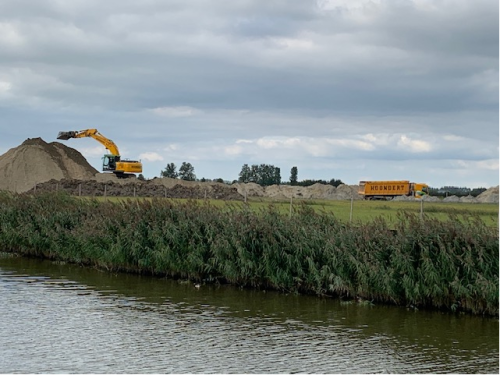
xmin=358 ymin=180 xmax=429 ymax=200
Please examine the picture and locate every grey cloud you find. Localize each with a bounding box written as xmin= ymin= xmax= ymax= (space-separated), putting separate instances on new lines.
xmin=1 ymin=0 xmax=496 ymax=115
xmin=0 ymin=0 xmax=497 ymax=186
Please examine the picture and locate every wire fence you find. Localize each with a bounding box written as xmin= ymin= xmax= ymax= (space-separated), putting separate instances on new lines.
xmin=28 ymin=181 xmax=496 ymax=224
xmin=29 ymin=181 xmax=242 ymax=200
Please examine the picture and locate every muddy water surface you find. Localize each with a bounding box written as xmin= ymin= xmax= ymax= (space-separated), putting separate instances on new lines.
xmin=0 ymin=255 xmax=498 ymax=373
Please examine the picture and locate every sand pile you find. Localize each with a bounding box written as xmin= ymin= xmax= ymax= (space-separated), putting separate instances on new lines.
xmin=394 ymin=195 xmax=441 ymax=202
xmin=476 ymin=186 xmax=499 ymax=203
xmin=0 ymin=138 xmax=98 ymax=193
xmin=234 ymin=182 xmax=361 ymax=200
xmin=233 ymin=182 xmax=266 ymax=197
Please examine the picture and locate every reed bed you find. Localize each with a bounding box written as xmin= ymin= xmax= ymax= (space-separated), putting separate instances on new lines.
xmin=0 ymin=192 xmax=497 ymax=316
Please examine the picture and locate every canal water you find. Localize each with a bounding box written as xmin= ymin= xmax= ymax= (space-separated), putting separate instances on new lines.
xmin=0 ymin=254 xmax=498 ymax=374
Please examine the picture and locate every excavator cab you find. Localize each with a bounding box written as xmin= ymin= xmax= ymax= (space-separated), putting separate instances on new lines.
xmin=102 ymin=154 xmax=119 ymax=172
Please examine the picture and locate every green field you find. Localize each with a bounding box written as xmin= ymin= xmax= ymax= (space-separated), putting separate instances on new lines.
xmin=251 ymin=198 xmax=499 ymax=226
xmin=91 ymin=196 xmax=499 ymax=228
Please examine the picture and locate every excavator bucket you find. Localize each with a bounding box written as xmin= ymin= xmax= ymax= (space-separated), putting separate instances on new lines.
xmin=57 ymin=131 xmax=76 ymax=140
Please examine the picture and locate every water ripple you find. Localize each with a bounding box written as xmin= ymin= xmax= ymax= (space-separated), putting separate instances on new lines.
xmin=0 ymin=265 xmax=498 ymax=374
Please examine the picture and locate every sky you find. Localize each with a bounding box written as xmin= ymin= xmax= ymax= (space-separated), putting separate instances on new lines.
xmin=0 ymin=0 xmax=498 ymax=188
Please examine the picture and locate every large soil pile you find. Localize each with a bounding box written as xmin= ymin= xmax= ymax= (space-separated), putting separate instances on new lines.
xmin=0 ymin=138 xmax=98 ymax=193
xmin=476 ymin=186 xmax=499 ymax=203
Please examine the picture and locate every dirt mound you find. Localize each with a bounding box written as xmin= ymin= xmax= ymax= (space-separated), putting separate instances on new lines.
xmin=459 ymin=195 xmax=478 ymax=203
xmin=477 ymin=186 xmax=499 ymax=203
xmin=233 ymin=182 xmax=361 ymax=200
xmin=0 ymin=138 xmax=98 ymax=193
xmin=25 ymin=178 xmax=243 ymax=200
xmin=233 ymin=182 xmax=266 ymax=197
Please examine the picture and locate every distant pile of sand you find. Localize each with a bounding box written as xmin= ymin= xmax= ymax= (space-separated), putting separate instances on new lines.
xmin=233 ymin=182 xmax=266 ymax=197
xmin=476 ymin=186 xmax=499 ymax=203
xmin=234 ymin=182 xmax=361 ymax=200
xmin=0 ymin=138 xmax=98 ymax=193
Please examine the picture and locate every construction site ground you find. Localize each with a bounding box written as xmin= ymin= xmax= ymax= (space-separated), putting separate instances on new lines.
xmin=0 ymin=137 xmax=498 ymax=204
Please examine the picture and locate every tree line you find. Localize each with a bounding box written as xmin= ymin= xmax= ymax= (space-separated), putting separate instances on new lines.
xmin=429 ymin=186 xmax=487 ymax=198
xmin=158 ymin=162 xmax=487 ymax=194
xmin=160 ymin=162 xmax=343 ymax=187
xmin=160 ymin=162 xmax=344 ymax=187
xmin=160 ymin=162 xmax=196 ymax=181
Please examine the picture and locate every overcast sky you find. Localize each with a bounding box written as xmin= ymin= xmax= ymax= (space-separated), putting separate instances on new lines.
xmin=0 ymin=0 xmax=498 ymax=188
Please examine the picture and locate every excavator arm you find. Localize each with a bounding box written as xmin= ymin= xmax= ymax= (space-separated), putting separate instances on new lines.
xmin=57 ymin=129 xmax=120 ymax=156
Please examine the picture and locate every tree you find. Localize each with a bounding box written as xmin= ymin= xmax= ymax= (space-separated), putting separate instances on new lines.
xmin=250 ymin=164 xmax=259 ymax=183
xmin=161 ymin=163 xmax=178 ymax=179
xmin=239 ymin=163 xmax=281 ymax=186
xmin=263 ymin=164 xmax=280 ymax=185
xmin=137 ymin=174 xmax=145 ymax=181
xmin=179 ymin=162 xmax=196 ymax=181
xmin=239 ymin=164 xmax=251 ymax=183
xmin=274 ymin=167 xmax=281 ymax=185
xmin=295 ymin=178 xmax=344 ymax=187
xmin=329 ymin=178 xmax=344 ymax=187
xmin=290 ymin=166 xmax=298 ymax=186
xmin=428 ymin=186 xmax=487 ymax=198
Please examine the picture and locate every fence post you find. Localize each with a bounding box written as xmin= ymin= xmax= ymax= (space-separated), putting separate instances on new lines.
xmin=497 ymin=206 xmax=500 ymax=240
xmin=350 ymin=195 xmax=354 ymax=223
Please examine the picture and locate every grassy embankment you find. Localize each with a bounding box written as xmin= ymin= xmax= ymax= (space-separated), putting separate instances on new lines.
xmin=0 ymin=192 xmax=498 ymax=316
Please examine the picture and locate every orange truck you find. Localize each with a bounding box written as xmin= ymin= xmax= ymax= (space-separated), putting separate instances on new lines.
xmin=358 ymin=180 xmax=429 ymax=200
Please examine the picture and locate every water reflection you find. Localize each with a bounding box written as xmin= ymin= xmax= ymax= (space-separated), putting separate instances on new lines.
xmin=0 ymin=255 xmax=498 ymax=373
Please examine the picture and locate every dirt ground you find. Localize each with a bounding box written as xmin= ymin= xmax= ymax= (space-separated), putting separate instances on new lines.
xmin=26 ymin=177 xmax=244 ymax=200
xmin=1 ymin=137 xmax=498 ymax=203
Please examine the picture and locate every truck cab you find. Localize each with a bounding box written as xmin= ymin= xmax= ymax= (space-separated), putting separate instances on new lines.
xmin=412 ymin=183 xmax=430 ymax=198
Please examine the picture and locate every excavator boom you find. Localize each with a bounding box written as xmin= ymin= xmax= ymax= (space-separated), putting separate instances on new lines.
xmin=57 ymin=129 xmax=120 ymax=156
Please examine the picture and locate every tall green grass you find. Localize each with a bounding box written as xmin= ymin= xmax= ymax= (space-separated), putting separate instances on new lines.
xmin=0 ymin=192 xmax=497 ymax=316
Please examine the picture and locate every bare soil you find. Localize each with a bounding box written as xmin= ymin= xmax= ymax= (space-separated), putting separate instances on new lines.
xmin=26 ymin=178 xmax=243 ymax=200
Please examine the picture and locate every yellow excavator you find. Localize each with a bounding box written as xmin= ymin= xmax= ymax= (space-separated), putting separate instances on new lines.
xmin=57 ymin=129 xmax=142 ymax=177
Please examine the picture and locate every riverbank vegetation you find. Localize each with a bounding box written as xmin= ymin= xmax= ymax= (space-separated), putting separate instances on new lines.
xmin=0 ymin=192 xmax=497 ymax=316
